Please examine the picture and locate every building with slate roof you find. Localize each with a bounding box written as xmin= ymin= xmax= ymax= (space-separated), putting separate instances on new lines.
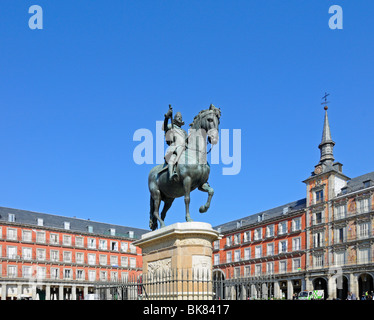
xmin=0 ymin=206 xmax=148 ymax=300
xmin=211 ymin=105 xmax=374 ymax=300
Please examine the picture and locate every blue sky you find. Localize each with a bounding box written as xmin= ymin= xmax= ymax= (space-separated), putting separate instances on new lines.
xmin=0 ymin=1 xmax=373 ymax=231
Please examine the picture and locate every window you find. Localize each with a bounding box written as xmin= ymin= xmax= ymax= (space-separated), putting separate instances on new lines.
xmin=99 ymin=254 xmax=107 ymax=265
xmin=88 ymin=238 xmax=96 ymax=249
xmin=8 ymin=213 xmax=15 ymax=222
xmin=255 ymin=264 xmax=262 ymax=276
xmin=87 ymin=225 xmax=93 ymax=233
xmin=254 ymin=228 xmax=262 ymax=241
xmin=7 ymin=228 xmax=17 ymax=240
xmin=315 ymin=189 xmax=324 ymax=203
xmin=50 ymin=250 xmax=59 ymax=262
xmin=64 ymin=222 xmax=70 ymax=230
xmin=278 ymin=221 xmax=287 ymax=235
xmin=363 ymin=180 xmax=371 ymax=188
xmin=255 ymin=246 xmax=262 ymax=258
xmin=357 ymin=198 xmax=370 ymax=214
xmin=213 ymin=240 xmax=220 ymax=250
xmin=8 ymin=265 xmax=17 ymax=278
xmin=292 ymin=218 xmax=301 ymax=231
xmin=75 ymin=236 xmax=84 ymax=247
xmin=100 ymin=271 xmax=107 ymax=281
xmin=51 ymin=268 xmax=59 ymax=279
xmin=22 ymin=247 xmax=32 ymax=260
xmin=234 ymin=267 xmax=241 ymax=278
xmin=110 ymin=241 xmax=118 ymax=251
xmin=36 ymin=248 xmax=46 ymax=261
xmin=111 ymin=271 xmax=118 ymax=282
xmin=314 ymin=212 xmax=323 ymax=224
xmin=63 ymin=251 xmax=72 ymax=263
xmin=266 ymin=225 xmax=274 ymax=238
xmin=121 ymin=256 xmax=128 ymax=267
xmin=76 ymin=269 xmax=85 ymax=280
xmin=37 ymin=218 xmax=43 ymax=226
xmin=22 ymin=230 xmax=32 ymax=242
xmin=313 ymin=254 xmax=324 ymax=268
xmin=335 ymin=251 xmax=345 ymax=266
xmin=214 ymin=254 xmax=220 ymax=265
xmin=110 ymin=228 xmax=116 ymax=236
xmin=266 ymin=262 xmax=274 ymax=275
xmin=50 ymin=233 xmax=59 ymax=245
xmin=335 ymin=204 xmax=346 ymax=220
xmin=243 ymin=231 xmax=251 ymax=242
xmin=110 ymin=255 xmax=118 ymax=266
xmin=7 ymin=246 xmax=17 ymax=259
xmin=226 ymin=252 xmax=232 ymax=263
xmin=267 ymin=243 xmax=274 ymax=256
xmin=129 ymin=244 xmax=136 ymax=254
xmin=244 ymin=248 xmax=251 ymax=260
xmin=99 ymin=240 xmax=107 ymax=250
xmin=37 ymin=267 xmax=46 ymax=280
xmin=129 ymin=258 xmax=136 ymax=268
xmin=244 ymin=266 xmax=251 ymax=277
xmin=226 ymin=236 xmax=232 ymax=247
xmin=234 ymin=250 xmax=241 ymax=262
xmin=23 ymin=266 xmax=32 ymax=278
xmin=313 ymin=231 xmax=324 ymax=248
xmin=234 ymin=233 xmax=241 ymax=245
xmin=76 ymin=252 xmax=84 ymax=264
xmin=88 ymin=270 xmax=96 ymax=281
xmin=63 ymin=235 xmax=72 ymax=246
xmin=335 ymin=227 xmax=345 ymax=243
xmin=358 ymin=222 xmax=369 ymax=239
xmin=279 ymin=240 xmax=288 ymax=254
xmin=292 ymin=238 xmax=301 ymax=251
xmin=121 ymin=242 xmax=128 ymax=252
xmin=279 ymin=261 xmax=287 ymax=273
xmin=64 ymin=269 xmax=72 ymax=279
xmin=293 ymin=258 xmax=301 ymax=272
xmin=358 ymin=248 xmax=370 ymax=264
xmin=88 ymin=253 xmax=96 ymax=265
xmin=36 ymin=231 xmax=45 ymax=243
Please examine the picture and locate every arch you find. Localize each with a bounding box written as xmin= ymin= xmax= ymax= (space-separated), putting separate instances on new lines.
xmin=312 ymin=277 xmax=328 ymax=299
xmin=358 ymin=273 xmax=374 ymax=299
xmin=336 ymin=275 xmax=349 ymax=300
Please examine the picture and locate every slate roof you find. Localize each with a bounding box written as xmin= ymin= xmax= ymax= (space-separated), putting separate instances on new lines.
xmin=337 ymin=171 xmax=374 ymax=196
xmin=0 ymin=206 xmax=148 ymax=240
xmin=213 ymin=198 xmax=306 ymax=234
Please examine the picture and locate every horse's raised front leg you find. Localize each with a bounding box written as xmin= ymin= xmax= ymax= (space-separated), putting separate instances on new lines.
xmin=183 ymin=176 xmax=193 ymax=222
xmin=198 ymin=182 xmax=214 ymax=213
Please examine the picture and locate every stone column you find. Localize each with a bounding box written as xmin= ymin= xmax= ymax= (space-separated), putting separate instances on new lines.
xmin=287 ymin=280 xmax=294 ymax=300
xmin=273 ymin=281 xmax=280 ymax=299
xmin=45 ymin=285 xmax=50 ymax=300
xmin=1 ymin=284 xmax=6 ymax=300
xmin=72 ymin=285 xmax=77 ymax=300
xmin=328 ymin=275 xmax=336 ymax=300
xmin=59 ymin=285 xmax=64 ymax=300
xmin=349 ymin=273 xmax=359 ymax=299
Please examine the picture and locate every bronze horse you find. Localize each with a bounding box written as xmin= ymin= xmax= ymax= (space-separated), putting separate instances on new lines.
xmin=148 ymin=105 xmax=221 ymax=230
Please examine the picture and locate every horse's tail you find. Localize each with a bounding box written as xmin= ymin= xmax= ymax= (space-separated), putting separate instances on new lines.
xmin=149 ymin=195 xmax=158 ymax=231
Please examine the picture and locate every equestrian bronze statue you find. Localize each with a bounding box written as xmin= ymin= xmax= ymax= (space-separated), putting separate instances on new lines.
xmin=148 ymin=104 xmax=221 ymax=230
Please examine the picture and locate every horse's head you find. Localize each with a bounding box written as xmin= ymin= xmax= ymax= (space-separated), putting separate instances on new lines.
xmin=190 ymin=104 xmax=221 ymax=145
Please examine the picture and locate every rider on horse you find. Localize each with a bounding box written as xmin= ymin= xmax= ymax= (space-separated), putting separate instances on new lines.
xmin=162 ymin=105 xmax=188 ymax=182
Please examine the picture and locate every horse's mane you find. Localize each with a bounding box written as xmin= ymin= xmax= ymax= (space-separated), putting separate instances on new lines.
xmin=189 ymin=104 xmax=221 ymax=129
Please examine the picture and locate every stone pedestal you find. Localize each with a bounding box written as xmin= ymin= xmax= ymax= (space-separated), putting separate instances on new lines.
xmin=133 ymin=222 xmax=220 ymax=300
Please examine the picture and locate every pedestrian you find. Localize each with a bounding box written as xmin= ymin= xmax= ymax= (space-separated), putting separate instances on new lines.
xmin=346 ymin=292 xmax=352 ymax=300
xmin=352 ymin=292 xmax=357 ymax=300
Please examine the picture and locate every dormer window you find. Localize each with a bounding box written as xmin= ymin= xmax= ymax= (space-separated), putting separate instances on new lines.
xmin=64 ymin=222 xmax=70 ymax=230
xmin=363 ymin=180 xmax=371 ymax=189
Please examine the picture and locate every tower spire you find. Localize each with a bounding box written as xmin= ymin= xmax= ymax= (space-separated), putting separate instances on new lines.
xmin=318 ymin=99 xmax=335 ymax=165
